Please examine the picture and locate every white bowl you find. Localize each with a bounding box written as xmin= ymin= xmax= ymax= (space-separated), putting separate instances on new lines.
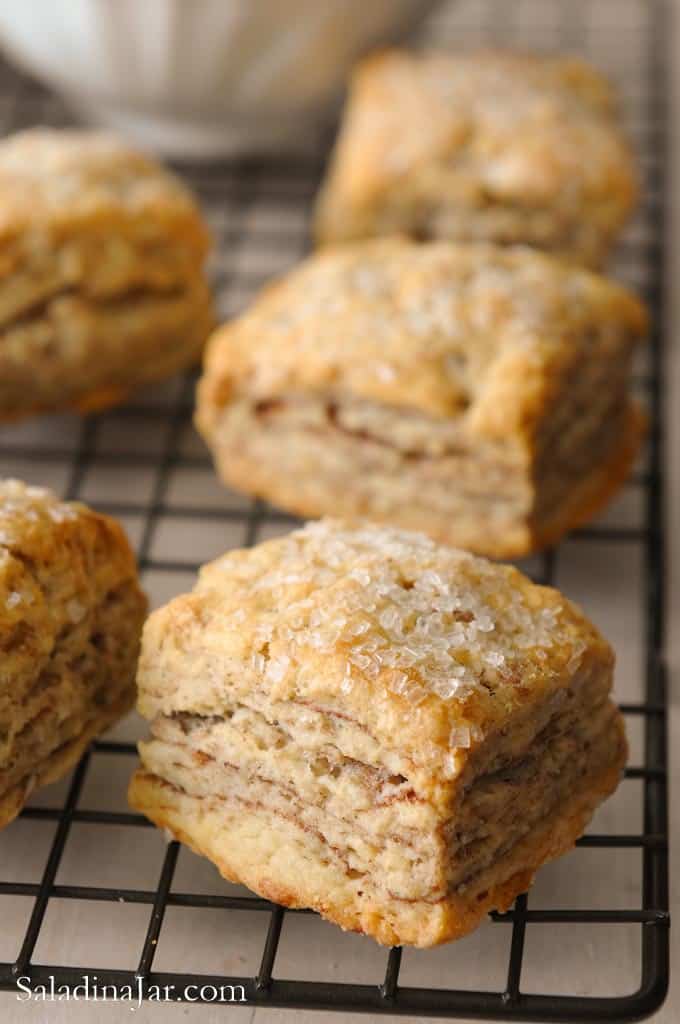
xmin=0 ymin=0 xmax=437 ymax=158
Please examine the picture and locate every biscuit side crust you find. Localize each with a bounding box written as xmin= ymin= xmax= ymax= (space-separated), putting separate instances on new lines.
xmin=528 ymin=401 xmax=645 ymax=554
xmin=128 ymin=732 xmax=625 ymax=948
xmin=0 ymin=480 xmax=147 ymax=824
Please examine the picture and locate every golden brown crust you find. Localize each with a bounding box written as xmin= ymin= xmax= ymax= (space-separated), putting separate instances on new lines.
xmin=134 ymin=519 xmax=613 ymax=768
xmin=198 ymin=239 xmax=645 ymax=430
xmin=0 ymin=130 xmax=210 ymax=255
xmin=314 ymin=50 xmax=638 ymax=265
xmin=0 ymin=477 xmax=139 ymax=591
xmin=0 ymin=479 xmax=147 ymax=827
xmin=0 ymin=129 xmax=214 ymax=419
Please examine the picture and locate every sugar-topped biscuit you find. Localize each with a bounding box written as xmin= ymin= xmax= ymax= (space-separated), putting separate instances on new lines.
xmin=0 ymin=129 xmax=214 ymax=419
xmin=196 ymin=238 xmax=647 ymax=558
xmin=129 ymin=519 xmax=626 ymax=947
xmin=315 ymin=50 xmax=637 ymax=266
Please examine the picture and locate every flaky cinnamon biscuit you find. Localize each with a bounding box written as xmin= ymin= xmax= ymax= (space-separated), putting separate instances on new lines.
xmin=0 ymin=129 xmax=214 ymax=419
xmin=0 ymin=479 xmax=147 ymax=827
xmin=129 ymin=519 xmax=626 ymax=947
xmin=196 ymin=238 xmax=647 ymax=559
xmin=315 ymin=50 xmax=638 ymax=266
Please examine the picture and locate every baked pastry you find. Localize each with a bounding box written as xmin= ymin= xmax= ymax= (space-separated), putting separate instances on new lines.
xmin=196 ymin=239 xmax=647 ymax=559
xmin=129 ymin=518 xmax=627 ymax=947
xmin=314 ymin=50 xmax=637 ymax=266
xmin=0 ymin=129 xmax=213 ymax=420
xmin=0 ymin=479 xmax=147 ymax=828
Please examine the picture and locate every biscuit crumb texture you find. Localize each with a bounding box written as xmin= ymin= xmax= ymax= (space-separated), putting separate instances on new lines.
xmin=130 ymin=519 xmax=626 ymax=946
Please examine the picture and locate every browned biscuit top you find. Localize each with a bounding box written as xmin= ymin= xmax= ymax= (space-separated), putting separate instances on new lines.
xmin=137 ymin=518 xmax=613 ymax=766
xmin=0 ymin=128 xmax=210 ymax=254
xmin=198 ymin=239 xmax=646 ymax=439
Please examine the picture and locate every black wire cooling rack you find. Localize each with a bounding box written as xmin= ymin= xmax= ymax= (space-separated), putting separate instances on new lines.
xmin=0 ymin=0 xmax=670 ymax=1020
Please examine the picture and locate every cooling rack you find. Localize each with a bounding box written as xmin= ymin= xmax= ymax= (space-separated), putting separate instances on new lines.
xmin=0 ymin=0 xmax=669 ymax=1019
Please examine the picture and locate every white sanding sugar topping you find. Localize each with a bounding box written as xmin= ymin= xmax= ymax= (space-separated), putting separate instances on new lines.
xmin=205 ymin=519 xmax=590 ymax=705
xmin=1 ymin=479 xmax=51 ymax=504
xmin=224 ymin=236 xmax=632 ymax=424
xmin=0 ymin=478 xmax=78 ymax=532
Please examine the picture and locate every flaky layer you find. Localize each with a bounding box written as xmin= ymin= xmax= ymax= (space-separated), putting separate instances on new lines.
xmin=1 ymin=576 xmax=143 ymax=793
xmin=201 ymin=391 xmax=643 ymax=558
xmin=129 ymin=732 xmax=625 ymax=947
xmin=136 ymin=662 xmax=621 ymax=903
xmin=0 ymin=690 xmax=133 ymax=829
xmin=0 ymin=277 xmax=213 ymax=419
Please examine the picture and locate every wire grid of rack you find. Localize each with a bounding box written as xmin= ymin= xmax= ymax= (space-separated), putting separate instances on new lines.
xmin=0 ymin=0 xmax=669 ymax=1020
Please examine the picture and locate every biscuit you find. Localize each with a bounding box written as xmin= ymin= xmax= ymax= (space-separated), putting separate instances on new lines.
xmin=196 ymin=239 xmax=647 ymax=559
xmin=315 ymin=51 xmax=638 ymax=266
xmin=0 ymin=129 xmax=214 ymax=419
xmin=129 ymin=519 xmax=627 ymax=947
xmin=0 ymin=479 xmax=147 ymax=827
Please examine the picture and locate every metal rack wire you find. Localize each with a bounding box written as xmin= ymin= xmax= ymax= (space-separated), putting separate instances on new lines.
xmin=0 ymin=0 xmax=669 ymax=1019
